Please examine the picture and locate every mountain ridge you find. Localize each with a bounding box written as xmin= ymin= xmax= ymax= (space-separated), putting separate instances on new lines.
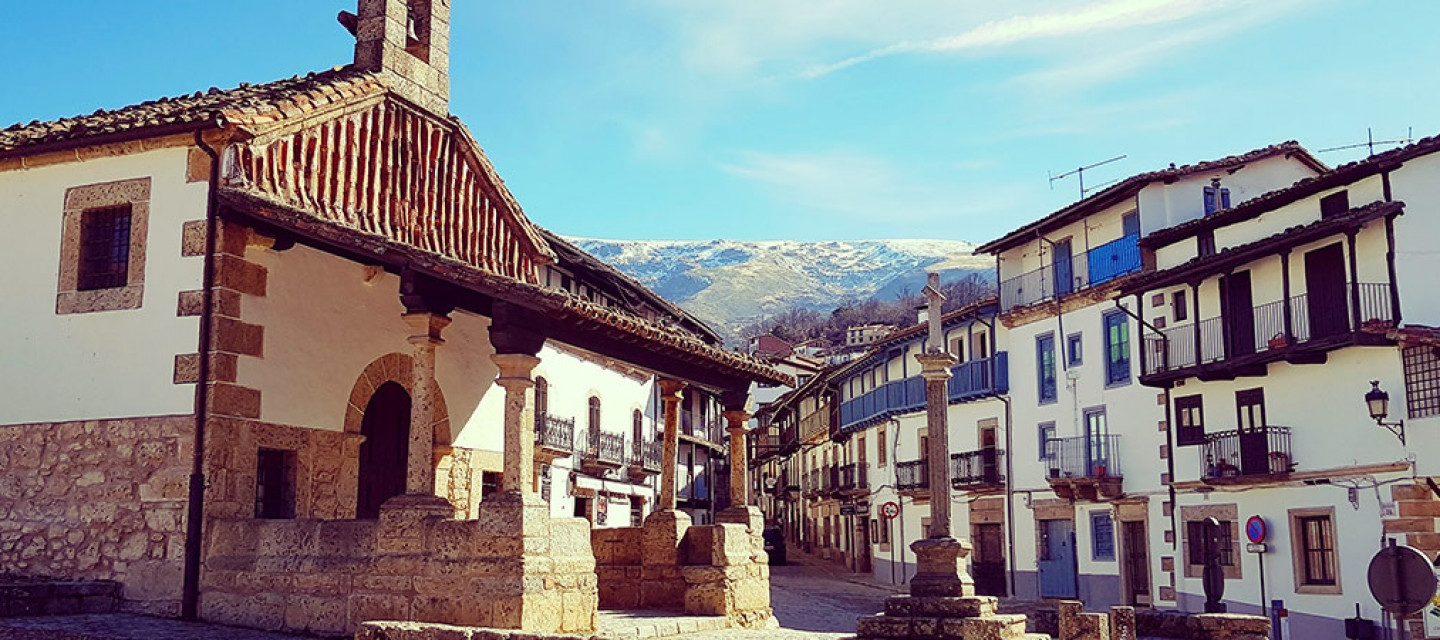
xmin=566 ymin=237 xmax=995 ymax=341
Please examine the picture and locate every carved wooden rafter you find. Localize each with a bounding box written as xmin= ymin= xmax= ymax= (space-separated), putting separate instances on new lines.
xmin=222 ymin=96 xmax=553 ymax=283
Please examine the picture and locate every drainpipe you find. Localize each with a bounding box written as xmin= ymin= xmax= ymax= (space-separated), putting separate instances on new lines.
xmin=976 ymin=312 xmax=1019 ymax=597
xmin=182 ymin=129 xmax=223 ymax=620
xmin=1111 ymin=299 xmax=1179 ymax=549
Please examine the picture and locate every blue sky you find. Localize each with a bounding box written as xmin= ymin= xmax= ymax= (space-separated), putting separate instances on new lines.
xmin=3 ymin=1 xmax=1437 ymax=243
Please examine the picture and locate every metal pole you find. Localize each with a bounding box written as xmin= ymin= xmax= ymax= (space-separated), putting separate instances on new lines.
xmin=1259 ymin=551 xmax=1269 ymax=639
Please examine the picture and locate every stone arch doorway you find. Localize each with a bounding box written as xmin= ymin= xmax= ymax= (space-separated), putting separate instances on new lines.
xmin=345 ymin=352 xmax=453 ymax=519
xmin=357 ymin=381 xmax=411 ymax=519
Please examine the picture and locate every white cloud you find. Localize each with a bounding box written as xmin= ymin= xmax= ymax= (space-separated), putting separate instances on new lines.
xmin=801 ymin=0 xmax=1252 ymax=78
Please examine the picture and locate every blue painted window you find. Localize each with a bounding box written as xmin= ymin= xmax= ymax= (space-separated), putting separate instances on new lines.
xmin=1067 ymin=333 xmax=1083 ymax=367
xmin=1103 ymin=312 xmax=1130 ymax=385
xmin=1091 ymin=511 xmax=1115 ymax=561
xmin=1038 ymin=422 xmax=1056 ymax=461
xmin=1037 ymin=333 xmax=1057 ymax=403
xmin=1203 ymin=185 xmax=1233 ymax=214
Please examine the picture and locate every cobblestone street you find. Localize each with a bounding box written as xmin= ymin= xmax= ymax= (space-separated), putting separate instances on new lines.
xmin=686 ymin=551 xmax=897 ymax=639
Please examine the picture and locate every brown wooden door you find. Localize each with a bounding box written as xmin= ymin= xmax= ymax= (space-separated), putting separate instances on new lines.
xmin=1305 ymin=243 xmax=1350 ymax=339
xmin=1221 ymin=271 xmax=1255 ymax=356
xmin=1236 ymin=388 xmax=1270 ymax=476
xmin=357 ymin=381 xmax=411 ymax=519
xmin=1122 ymin=520 xmax=1151 ymax=604
xmin=973 ymin=523 xmax=1007 ymax=597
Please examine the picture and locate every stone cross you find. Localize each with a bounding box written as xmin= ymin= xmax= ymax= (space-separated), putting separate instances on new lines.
xmin=917 ymin=272 xmax=955 ymax=538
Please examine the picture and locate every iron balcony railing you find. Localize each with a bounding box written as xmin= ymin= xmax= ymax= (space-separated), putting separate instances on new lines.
xmin=951 ymin=448 xmax=1005 ymax=488
xmin=534 ymin=412 xmax=575 ymax=452
xmin=838 ymin=463 xmax=868 ymax=492
xmin=1143 ymin=282 xmax=1395 ymax=377
xmin=633 ymin=439 xmax=662 ymax=470
xmin=1201 ymin=426 xmax=1294 ymax=480
xmin=896 ymin=459 xmax=929 ymax=491
xmin=839 ymin=353 xmax=1009 ymax=431
xmin=1000 ymin=235 xmax=1142 ymax=312
xmin=1046 ymin=435 xmax=1123 ymax=480
xmin=586 ymin=430 xmax=627 ymax=465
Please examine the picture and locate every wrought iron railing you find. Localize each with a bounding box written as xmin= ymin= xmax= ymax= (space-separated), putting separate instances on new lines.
xmin=1201 ymin=426 xmax=1294 ymax=480
xmin=534 ymin=412 xmax=575 ymax=452
xmin=1045 ymin=435 xmax=1123 ymax=480
xmin=838 ymin=463 xmax=867 ymax=492
xmin=587 ymin=431 xmax=626 ymax=465
xmin=896 ymin=459 xmax=928 ymax=491
xmin=632 ymin=439 xmax=662 ymax=470
xmin=951 ymin=448 xmax=1004 ymax=487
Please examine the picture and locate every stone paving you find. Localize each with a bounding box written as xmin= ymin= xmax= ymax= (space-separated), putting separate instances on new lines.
xmin=0 ymin=613 xmax=308 ymax=640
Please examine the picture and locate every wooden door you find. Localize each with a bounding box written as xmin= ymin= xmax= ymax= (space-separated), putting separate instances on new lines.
xmin=1122 ymin=520 xmax=1151 ymax=604
xmin=1236 ymin=389 xmax=1270 ymax=475
xmin=1305 ymin=243 xmax=1350 ymax=339
xmin=1054 ymin=238 xmax=1074 ymax=296
xmin=980 ymin=425 xmax=1000 ymax=484
xmin=1221 ymin=271 xmax=1255 ymax=356
xmin=973 ymin=523 xmax=1008 ymax=597
xmin=1039 ymin=519 xmax=1078 ymax=598
xmin=357 ymin=381 xmax=411 ymax=519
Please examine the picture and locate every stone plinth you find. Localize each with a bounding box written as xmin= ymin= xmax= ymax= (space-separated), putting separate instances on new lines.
xmin=200 ymin=494 xmax=598 ymax=636
xmin=909 ymin=537 xmax=975 ymax=598
xmin=1192 ymin=614 xmax=1270 ymax=640
xmin=639 ymin=510 xmax=691 ymax=608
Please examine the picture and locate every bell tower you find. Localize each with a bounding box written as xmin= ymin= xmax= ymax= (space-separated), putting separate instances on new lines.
xmin=352 ymin=0 xmax=450 ymax=114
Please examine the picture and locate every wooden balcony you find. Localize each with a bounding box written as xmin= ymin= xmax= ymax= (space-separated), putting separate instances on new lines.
xmin=1141 ymin=282 xmax=1396 ymax=386
xmin=838 ymin=463 xmax=869 ymax=496
xmin=1045 ymin=436 xmax=1123 ymax=501
xmin=838 ymin=353 xmax=1009 ymax=433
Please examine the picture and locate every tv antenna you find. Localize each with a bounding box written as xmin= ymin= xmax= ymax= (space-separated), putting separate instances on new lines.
xmin=1317 ymin=127 xmax=1413 ymax=157
xmin=1050 ymin=155 xmax=1126 ymax=199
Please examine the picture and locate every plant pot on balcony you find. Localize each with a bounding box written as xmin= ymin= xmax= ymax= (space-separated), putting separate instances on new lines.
xmin=1267 ymin=334 xmax=1289 ymax=350
xmin=1361 ymin=318 xmax=1395 ymax=333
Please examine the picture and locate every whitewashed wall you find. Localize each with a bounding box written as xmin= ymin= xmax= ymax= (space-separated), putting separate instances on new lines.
xmin=0 ymin=147 xmax=205 ymax=425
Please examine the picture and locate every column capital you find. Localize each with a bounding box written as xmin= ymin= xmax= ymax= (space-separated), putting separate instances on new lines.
xmin=403 ymin=311 xmax=451 ymax=344
xmin=915 ymin=352 xmax=956 ymax=381
xmin=491 ymin=352 xmax=541 ymax=383
xmin=723 ymin=409 xmax=751 ymax=431
xmin=658 ymin=378 xmax=687 ymax=397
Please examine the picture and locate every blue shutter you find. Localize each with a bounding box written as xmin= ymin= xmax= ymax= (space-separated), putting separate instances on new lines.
xmin=1220 ymin=187 xmax=1232 ymax=210
xmin=1203 ymin=186 xmax=1217 ymax=214
xmin=1091 ymin=512 xmax=1115 ymax=561
xmin=1104 ymin=313 xmax=1131 ymax=385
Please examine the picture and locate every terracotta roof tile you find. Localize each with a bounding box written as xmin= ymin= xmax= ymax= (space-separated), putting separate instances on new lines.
xmin=0 ymin=66 xmax=384 ymax=156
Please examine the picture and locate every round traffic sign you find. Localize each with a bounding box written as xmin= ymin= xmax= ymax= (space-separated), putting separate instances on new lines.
xmin=1245 ymin=516 xmax=1267 ymax=544
xmin=1368 ymin=544 xmax=1438 ymax=616
xmin=881 ymin=501 xmax=900 ymax=520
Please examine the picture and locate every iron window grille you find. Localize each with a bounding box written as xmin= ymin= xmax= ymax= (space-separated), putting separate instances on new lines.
xmin=77 ymin=204 xmax=132 ymax=291
xmin=1403 ymin=345 xmax=1440 ymax=419
xmin=1186 ymin=520 xmax=1234 ymax=566
xmin=255 ymin=448 xmax=296 ymax=519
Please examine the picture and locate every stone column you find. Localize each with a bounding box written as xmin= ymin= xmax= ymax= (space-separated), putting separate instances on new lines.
xmin=657 ymin=379 xmax=686 ymax=511
xmin=916 ymin=351 xmax=956 ymax=537
xmin=724 ymin=409 xmax=750 ymax=509
xmin=403 ymin=311 xmax=451 ymax=496
xmin=492 ymin=352 xmax=541 ymax=500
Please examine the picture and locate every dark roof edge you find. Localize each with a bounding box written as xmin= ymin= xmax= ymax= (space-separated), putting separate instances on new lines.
xmin=975 ymin=142 xmax=1324 ymax=255
xmin=1142 ymin=135 xmax=1440 ymax=249
xmin=0 ymin=117 xmax=219 ymax=162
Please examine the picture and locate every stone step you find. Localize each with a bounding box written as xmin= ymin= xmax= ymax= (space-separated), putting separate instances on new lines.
xmin=940 ymin=613 xmax=1030 ymax=640
xmin=0 ymin=579 xmax=120 ymax=618
xmin=884 ymin=595 xmax=998 ymax=619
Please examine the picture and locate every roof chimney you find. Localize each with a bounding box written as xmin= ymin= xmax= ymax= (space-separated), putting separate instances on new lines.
xmin=352 ymin=0 xmax=450 ymax=115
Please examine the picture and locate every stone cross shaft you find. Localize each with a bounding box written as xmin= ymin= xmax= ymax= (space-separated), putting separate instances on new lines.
xmin=724 ymin=410 xmax=751 ymax=508
xmin=403 ymin=311 xmax=450 ymax=496
xmin=917 ymin=353 xmax=956 ymax=538
xmin=492 ymin=353 xmax=541 ymax=498
xmin=657 ymin=379 xmax=687 ymax=511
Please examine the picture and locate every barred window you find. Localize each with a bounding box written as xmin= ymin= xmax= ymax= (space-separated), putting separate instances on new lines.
xmin=78 ymin=205 xmax=132 ymax=291
xmin=1186 ymin=519 xmax=1233 ymax=566
xmin=255 ymin=448 xmax=296 ymax=519
xmin=1403 ymin=345 xmax=1440 ymax=419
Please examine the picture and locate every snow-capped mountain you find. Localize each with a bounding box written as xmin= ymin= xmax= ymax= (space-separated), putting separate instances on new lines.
xmin=567 ymin=238 xmax=995 ymax=340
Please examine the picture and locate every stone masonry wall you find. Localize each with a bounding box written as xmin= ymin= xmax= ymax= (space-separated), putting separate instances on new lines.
xmin=201 ymin=501 xmax=598 ymax=636
xmin=0 ymin=415 xmax=193 ymax=616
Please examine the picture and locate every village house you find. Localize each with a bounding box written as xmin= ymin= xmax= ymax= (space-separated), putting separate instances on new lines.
xmin=1120 ymin=133 xmax=1440 ymax=638
xmin=0 ymin=1 xmax=787 ymax=636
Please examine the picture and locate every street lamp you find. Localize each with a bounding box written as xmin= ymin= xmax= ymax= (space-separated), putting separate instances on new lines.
xmin=1365 ymin=380 xmax=1406 ymax=446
